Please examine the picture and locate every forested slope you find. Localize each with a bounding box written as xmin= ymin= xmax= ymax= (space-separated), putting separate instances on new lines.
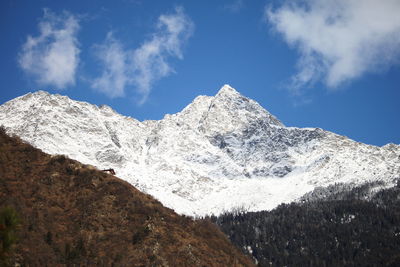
xmin=213 ymin=183 xmax=400 ymax=266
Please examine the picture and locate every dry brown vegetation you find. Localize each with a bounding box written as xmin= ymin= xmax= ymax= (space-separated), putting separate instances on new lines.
xmin=0 ymin=127 xmax=254 ymax=266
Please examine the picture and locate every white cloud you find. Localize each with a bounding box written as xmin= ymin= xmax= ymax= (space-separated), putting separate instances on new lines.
xmin=266 ymin=0 xmax=400 ymax=93
xmin=18 ymin=9 xmax=80 ymax=89
xmin=132 ymin=6 xmax=194 ymax=104
xmin=92 ymin=7 xmax=194 ymax=104
xmin=91 ymin=33 xmax=129 ymax=98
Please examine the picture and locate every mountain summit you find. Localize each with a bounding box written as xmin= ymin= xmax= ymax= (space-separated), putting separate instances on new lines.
xmin=0 ymin=85 xmax=399 ymax=216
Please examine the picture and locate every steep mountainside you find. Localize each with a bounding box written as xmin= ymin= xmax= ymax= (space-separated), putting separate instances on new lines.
xmin=0 ymin=85 xmax=399 ymax=216
xmin=0 ymin=128 xmax=254 ymax=266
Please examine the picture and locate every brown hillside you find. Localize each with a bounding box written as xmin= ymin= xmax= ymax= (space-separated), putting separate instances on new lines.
xmin=0 ymin=128 xmax=255 ymax=266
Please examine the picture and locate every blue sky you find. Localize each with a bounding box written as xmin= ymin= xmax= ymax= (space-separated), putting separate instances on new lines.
xmin=1 ymin=0 xmax=399 ymax=146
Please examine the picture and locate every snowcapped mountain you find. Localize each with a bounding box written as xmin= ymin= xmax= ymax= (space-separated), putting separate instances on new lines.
xmin=1 ymin=85 xmax=399 ymax=216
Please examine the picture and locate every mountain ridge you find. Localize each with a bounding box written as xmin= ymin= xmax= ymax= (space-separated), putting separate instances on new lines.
xmin=1 ymin=85 xmax=399 ymax=216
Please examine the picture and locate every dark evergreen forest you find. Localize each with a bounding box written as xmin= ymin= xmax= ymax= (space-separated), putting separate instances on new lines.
xmin=212 ymin=181 xmax=400 ymax=266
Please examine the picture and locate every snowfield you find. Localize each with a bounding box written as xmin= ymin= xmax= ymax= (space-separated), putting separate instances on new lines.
xmin=1 ymin=85 xmax=399 ymax=216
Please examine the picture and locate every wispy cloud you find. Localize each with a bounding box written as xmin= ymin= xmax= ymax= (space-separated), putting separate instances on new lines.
xmin=266 ymin=0 xmax=400 ymax=94
xmin=224 ymin=0 xmax=244 ymax=13
xmin=18 ymin=9 xmax=80 ymax=89
xmin=91 ymin=33 xmax=129 ymax=98
xmin=92 ymin=7 xmax=194 ymax=104
xmin=132 ymin=6 xmax=194 ymax=104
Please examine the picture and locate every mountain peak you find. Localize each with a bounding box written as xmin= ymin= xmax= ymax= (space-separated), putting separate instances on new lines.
xmin=216 ymin=84 xmax=241 ymax=97
xmin=176 ymin=85 xmax=283 ymax=133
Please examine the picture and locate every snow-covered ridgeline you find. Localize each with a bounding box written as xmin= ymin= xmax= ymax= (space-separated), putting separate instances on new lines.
xmin=0 ymin=85 xmax=399 ymax=216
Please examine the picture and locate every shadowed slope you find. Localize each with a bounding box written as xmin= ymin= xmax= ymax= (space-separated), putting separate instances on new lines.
xmin=0 ymin=128 xmax=254 ymax=266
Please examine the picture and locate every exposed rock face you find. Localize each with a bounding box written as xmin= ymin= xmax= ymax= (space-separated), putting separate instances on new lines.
xmin=0 ymin=85 xmax=399 ymax=216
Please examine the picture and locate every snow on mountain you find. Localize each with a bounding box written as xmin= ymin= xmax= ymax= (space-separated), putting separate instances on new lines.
xmin=1 ymin=85 xmax=399 ymax=216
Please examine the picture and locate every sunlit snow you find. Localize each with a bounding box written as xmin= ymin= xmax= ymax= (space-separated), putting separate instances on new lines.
xmin=0 ymin=85 xmax=399 ymax=216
